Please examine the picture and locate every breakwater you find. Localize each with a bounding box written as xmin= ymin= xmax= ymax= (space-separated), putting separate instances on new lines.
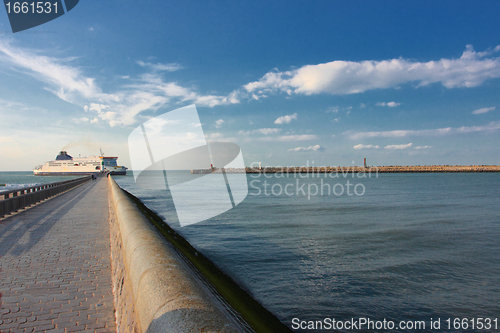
xmin=108 ymin=177 xmax=241 ymax=332
xmin=192 ymin=165 xmax=500 ymax=174
xmin=109 ymin=177 xmax=293 ymax=333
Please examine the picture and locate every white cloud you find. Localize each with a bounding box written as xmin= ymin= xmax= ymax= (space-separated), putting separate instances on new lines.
xmin=72 ymin=117 xmax=90 ymax=123
xmin=72 ymin=116 xmax=98 ymax=124
xmin=259 ymin=134 xmax=318 ymax=142
xmin=0 ymin=41 xmax=240 ymax=127
xmin=387 ymin=102 xmax=400 ymax=107
xmin=5 ymin=40 xmax=499 ymax=131
xmin=326 ymin=106 xmax=339 ymax=113
xmin=277 ymin=134 xmax=317 ymax=141
xmin=376 ymin=101 xmax=400 ymax=107
xmin=131 ymin=73 xmax=240 ymax=108
xmin=244 ymin=45 xmax=500 ymax=98
xmin=136 ymin=61 xmax=183 ymax=72
xmin=207 ymin=133 xmax=224 ymax=139
xmin=472 ymin=106 xmax=495 ymax=115
xmin=353 ymin=144 xmax=380 ymax=149
xmin=274 ymin=113 xmax=298 ymax=124
xmin=0 ymin=40 xmax=107 ymax=103
xmin=347 ymin=121 xmax=500 ymax=140
xmin=414 ymin=145 xmax=432 ymax=149
xmin=238 ymin=128 xmax=282 ymax=135
xmin=384 ymin=143 xmax=413 ymax=150
xmin=205 ymin=132 xmax=237 ymax=142
xmin=257 ymin=128 xmax=281 ymax=135
xmin=215 ymin=119 xmax=225 ymax=128
xmin=288 ymin=145 xmax=325 ymax=152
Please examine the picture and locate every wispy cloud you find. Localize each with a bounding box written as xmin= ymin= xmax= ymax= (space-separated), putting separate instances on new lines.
xmin=259 ymin=134 xmax=318 ymax=142
xmin=0 ymin=39 xmax=107 ymax=103
xmin=346 ymin=121 xmax=500 ymax=140
xmin=288 ymin=145 xmax=325 ymax=152
xmin=277 ymin=134 xmax=317 ymax=141
xmin=376 ymin=101 xmax=400 ymax=107
xmin=384 ymin=143 xmax=412 ymax=150
xmin=129 ymin=73 xmax=240 ymax=108
xmin=353 ymin=144 xmax=380 ymax=149
xmin=239 ymin=128 xmax=281 ymax=135
xmin=244 ymin=45 xmax=500 ymax=97
xmin=215 ymin=119 xmax=225 ymax=128
xmin=275 ymin=113 xmax=298 ymax=124
xmin=0 ymin=40 xmax=240 ymax=127
xmin=414 ymin=145 xmax=432 ymax=149
xmin=72 ymin=117 xmax=98 ymax=124
xmin=136 ymin=61 xmax=183 ymax=72
xmin=472 ymin=106 xmax=495 ymax=115
xmin=205 ymin=132 xmax=238 ymax=143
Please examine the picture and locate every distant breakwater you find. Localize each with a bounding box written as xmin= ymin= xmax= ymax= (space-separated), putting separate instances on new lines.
xmin=192 ymin=165 xmax=500 ymax=174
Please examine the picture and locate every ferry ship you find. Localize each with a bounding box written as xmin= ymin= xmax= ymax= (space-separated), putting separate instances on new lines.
xmin=33 ymin=151 xmax=127 ymax=176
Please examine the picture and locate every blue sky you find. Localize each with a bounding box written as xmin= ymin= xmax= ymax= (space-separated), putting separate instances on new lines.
xmin=0 ymin=1 xmax=499 ymax=170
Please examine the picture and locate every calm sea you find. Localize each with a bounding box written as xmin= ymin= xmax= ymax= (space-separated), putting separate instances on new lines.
xmin=115 ymin=171 xmax=500 ymax=332
xmin=0 ymin=172 xmax=81 ymax=193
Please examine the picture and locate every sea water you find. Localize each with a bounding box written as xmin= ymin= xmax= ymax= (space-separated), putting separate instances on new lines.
xmin=0 ymin=171 xmax=81 ymax=193
xmin=99 ymin=172 xmax=500 ymax=331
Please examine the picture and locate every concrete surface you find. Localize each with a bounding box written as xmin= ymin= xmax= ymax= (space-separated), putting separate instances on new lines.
xmin=0 ymin=177 xmax=116 ymax=333
xmin=108 ymin=177 xmax=239 ymax=333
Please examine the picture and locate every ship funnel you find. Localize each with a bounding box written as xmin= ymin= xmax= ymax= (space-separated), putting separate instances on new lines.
xmin=56 ymin=151 xmax=73 ymax=161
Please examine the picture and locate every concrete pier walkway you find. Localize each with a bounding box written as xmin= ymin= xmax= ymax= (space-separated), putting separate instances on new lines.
xmin=0 ymin=178 xmax=116 ymax=332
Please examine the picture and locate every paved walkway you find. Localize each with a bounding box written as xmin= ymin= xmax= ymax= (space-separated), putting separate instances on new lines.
xmin=0 ymin=177 xmax=116 ymax=333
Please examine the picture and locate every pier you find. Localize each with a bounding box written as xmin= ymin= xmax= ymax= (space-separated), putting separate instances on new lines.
xmin=0 ymin=176 xmax=116 ymax=332
xmin=193 ymin=165 xmax=500 ymax=174
xmin=0 ymin=175 xmax=291 ymax=333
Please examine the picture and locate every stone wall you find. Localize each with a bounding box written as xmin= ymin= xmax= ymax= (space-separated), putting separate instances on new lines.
xmin=107 ymin=177 xmax=240 ymax=333
xmin=108 ymin=193 xmax=140 ymax=333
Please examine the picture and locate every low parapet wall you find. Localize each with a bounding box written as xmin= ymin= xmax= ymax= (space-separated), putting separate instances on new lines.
xmin=0 ymin=176 xmax=91 ymax=218
xmin=108 ymin=177 xmax=240 ymax=333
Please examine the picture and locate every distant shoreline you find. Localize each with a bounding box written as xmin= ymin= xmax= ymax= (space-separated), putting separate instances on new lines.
xmin=193 ymin=165 xmax=500 ymax=174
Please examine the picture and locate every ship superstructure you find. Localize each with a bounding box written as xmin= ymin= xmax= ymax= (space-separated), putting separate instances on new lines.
xmin=33 ymin=151 xmax=127 ymax=175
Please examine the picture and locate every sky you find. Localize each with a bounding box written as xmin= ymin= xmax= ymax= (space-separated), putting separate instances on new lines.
xmin=0 ymin=0 xmax=499 ymax=170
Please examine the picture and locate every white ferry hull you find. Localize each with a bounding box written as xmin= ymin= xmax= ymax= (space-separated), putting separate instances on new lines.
xmin=33 ymin=169 xmax=127 ymax=176
xmin=33 ymin=151 xmax=128 ymax=176
xmin=34 ymin=171 xmax=98 ymax=176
